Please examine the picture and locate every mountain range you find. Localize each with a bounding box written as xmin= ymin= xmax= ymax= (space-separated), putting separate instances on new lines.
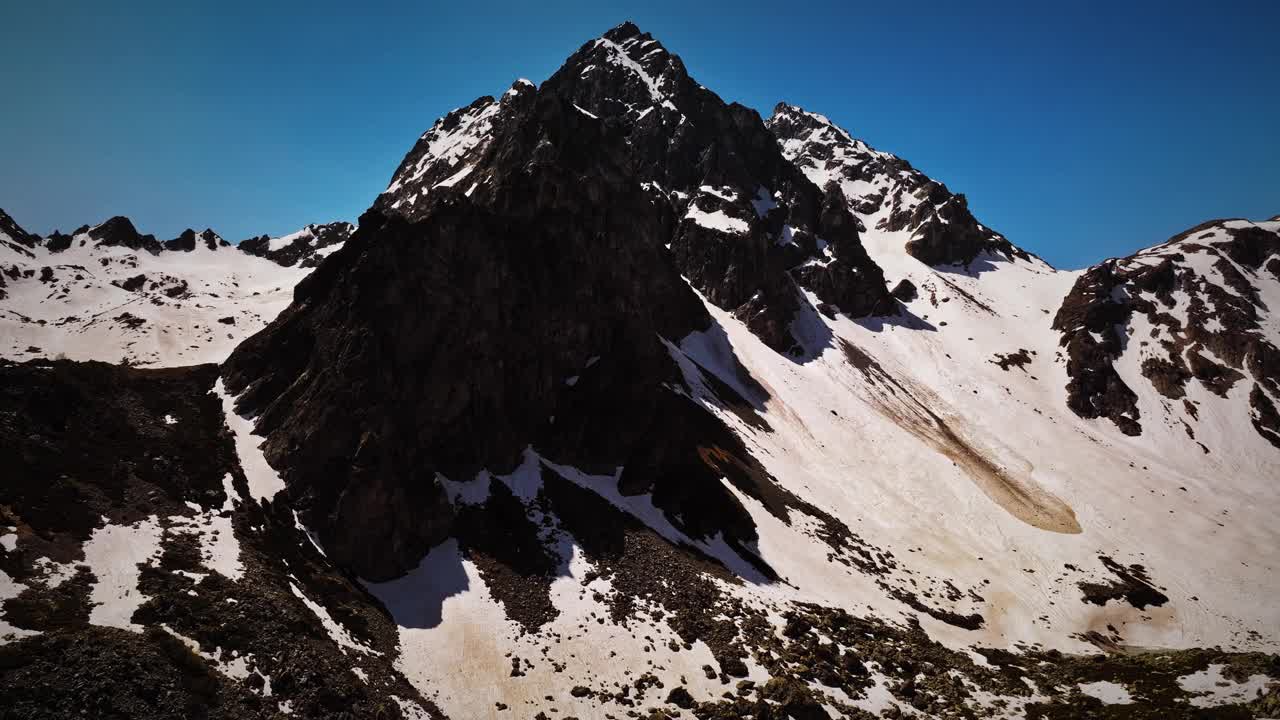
xmin=2 ymin=21 xmax=1278 ymax=720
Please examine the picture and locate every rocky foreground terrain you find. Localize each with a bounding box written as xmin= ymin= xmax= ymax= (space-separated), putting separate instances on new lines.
xmin=2 ymin=21 xmax=1279 ymax=720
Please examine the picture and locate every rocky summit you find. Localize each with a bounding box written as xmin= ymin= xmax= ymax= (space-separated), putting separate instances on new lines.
xmin=3 ymin=21 xmax=1279 ymax=720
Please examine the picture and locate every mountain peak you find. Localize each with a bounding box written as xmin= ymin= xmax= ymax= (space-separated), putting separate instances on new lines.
xmin=87 ymin=215 xmax=163 ymax=254
xmin=92 ymin=214 xmax=139 ymax=236
xmin=164 ymin=227 xmax=228 ymax=252
xmin=602 ymin=20 xmax=645 ymax=42
xmin=772 ymin=102 xmax=834 ymax=126
xmin=376 ymin=23 xmax=699 ymax=222
xmin=570 ymin=26 xmax=683 ymax=106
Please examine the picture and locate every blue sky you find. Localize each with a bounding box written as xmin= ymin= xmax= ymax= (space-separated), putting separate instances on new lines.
xmin=1 ymin=0 xmax=1276 ymax=268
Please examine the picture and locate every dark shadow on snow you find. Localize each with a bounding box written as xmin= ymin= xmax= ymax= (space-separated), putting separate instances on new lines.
xmin=363 ymin=538 xmax=471 ymax=630
xmin=852 ymin=307 xmax=938 ymax=333
xmin=786 ymin=284 xmax=937 ymax=365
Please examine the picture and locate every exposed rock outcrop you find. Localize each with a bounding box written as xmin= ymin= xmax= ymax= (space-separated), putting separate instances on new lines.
xmin=890 ymin=278 xmax=918 ymax=303
xmin=81 ymin=216 xmax=164 ymax=255
xmin=0 ymin=208 xmax=40 ymax=253
xmin=767 ymin=103 xmax=1034 ymax=268
xmin=1054 ymin=218 xmax=1280 ymax=441
xmin=238 ymin=222 xmax=353 ymax=268
xmin=164 ymin=228 xmax=229 ymax=252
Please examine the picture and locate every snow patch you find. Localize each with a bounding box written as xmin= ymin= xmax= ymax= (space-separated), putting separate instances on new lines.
xmin=592 ymin=37 xmax=677 ymax=111
xmin=83 ymin=516 xmax=164 ymax=631
xmin=686 ymin=206 xmax=749 ymax=234
xmin=289 ymin=580 xmax=381 ymax=656
xmin=1178 ymin=664 xmax=1272 ymax=707
xmin=1078 ymin=680 xmax=1134 ymax=704
xmin=751 ymin=186 xmax=778 ymax=218
xmin=433 ymin=164 xmax=473 ymax=190
xmin=215 ymin=378 xmax=287 ymax=502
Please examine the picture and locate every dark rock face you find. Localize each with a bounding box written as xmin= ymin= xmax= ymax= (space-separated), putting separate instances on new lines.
xmin=890 ymin=278 xmax=918 ymax=303
xmin=666 ymin=686 xmax=696 ymax=708
xmin=237 ymin=222 xmax=354 ymax=268
xmin=164 ymin=228 xmax=229 ymax=252
xmin=541 ymin=23 xmax=800 ymax=203
xmin=1077 ymin=556 xmax=1170 ymax=611
xmin=81 ymin=216 xmax=164 ymax=255
xmin=1054 ymin=219 xmax=1280 ymax=442
xmin=222 ymin=23 xmax=897 ymax=580
xmin=767 ymin=104 xmax=1034 ymax=269
xmin=372 ymin=90 xmax=518 ymax=222
xmin=544 ymin=24 xmax=894 ymax=339
xmin=2 ymin=627 xmax=273 ymax=720
xmin=790 ymin=184 xmax=897 ymax=319
xmin=114 ymin=273 xmax=148 ymax=292
xmin=0 ymin=208 xmax=40 ymax=254
xmin=42 ymin=231 xmax=72 ymax=253
xmin=991 ymin=349 xmax=1033 ymax=372
xmin=899 ymin=189 xmax=1027 ymax=267
xmin=375 ymin=22 xmax=894 ymax=354
xmin=223 ymin=89 xmax=715 ymax=579
xmin=1051 ymin=261 xmax=1143 ymax=435
xmin=103 ymin=272 xmax=189 ymax=299
xmin=0 ymin=361 xmax=237 ymax=552
xmin=0 ymin=209 xmax=38 ymax=298
xmin=1251 ymin=383 xmax=1280 ymax=449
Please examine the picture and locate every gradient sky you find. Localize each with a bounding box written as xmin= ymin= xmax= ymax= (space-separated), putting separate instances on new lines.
xmin=2 ymin=0 xmax=1276 ymax=268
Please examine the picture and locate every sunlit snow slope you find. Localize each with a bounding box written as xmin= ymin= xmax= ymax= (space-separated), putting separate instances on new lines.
xmin=761 ymin=102 xmax=1279 ymax=650
xmin=0 ymin=211 xmax=344 ymax=366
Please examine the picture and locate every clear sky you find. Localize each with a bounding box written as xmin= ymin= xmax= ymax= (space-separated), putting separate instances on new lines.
xmin=2 ymin=0 xmax=1276 ymax=268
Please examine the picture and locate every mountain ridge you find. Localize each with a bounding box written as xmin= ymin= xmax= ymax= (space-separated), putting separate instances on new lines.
xmin=0 ymin=211 xmax=355 ymax=366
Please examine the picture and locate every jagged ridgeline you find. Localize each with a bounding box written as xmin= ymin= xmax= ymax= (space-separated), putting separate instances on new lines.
xmin=3 ymin=20 xmax=1279 ymax=720
xmin=0 ymin=206 xmax=356 ymax=366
